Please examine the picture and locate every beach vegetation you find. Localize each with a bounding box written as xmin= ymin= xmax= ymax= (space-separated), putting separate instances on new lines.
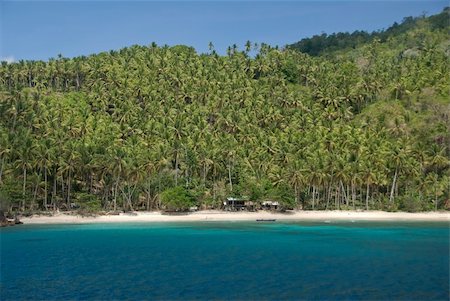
xmin=75 ymin=192 xmax=102 ymax=213
xmin=160 ymin=186 xmax=196 ymax=212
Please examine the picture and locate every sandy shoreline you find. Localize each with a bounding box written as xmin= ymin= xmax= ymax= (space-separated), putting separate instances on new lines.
xmin=19 ymin=210 xmax=450 ymax=224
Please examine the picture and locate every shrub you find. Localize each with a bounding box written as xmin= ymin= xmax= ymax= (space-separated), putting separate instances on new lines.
xmin=266 ymin=185 xmax=296 ymax=210
xmin=75 ymin=192 xmax=102 ymax=213
xmin=0 ymin=190 xmax=11 ymax=212
xmin=160 ymin=186 xmax=196 ymax=212
xmin=0 ymin=180 xmax=24 ymax=211
xmin=398 ymin=194 xmax=423 ymax=212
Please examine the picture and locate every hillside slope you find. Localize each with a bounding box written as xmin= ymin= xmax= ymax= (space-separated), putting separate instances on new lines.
xmin=287 ymin=7 xmax=449 ymax=57
xmin=0 ymin=10 xmax=449 ymax=213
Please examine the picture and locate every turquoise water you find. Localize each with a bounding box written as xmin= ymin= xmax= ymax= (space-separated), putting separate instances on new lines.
xmin=1 ymin=221 xmax=449 ymax=300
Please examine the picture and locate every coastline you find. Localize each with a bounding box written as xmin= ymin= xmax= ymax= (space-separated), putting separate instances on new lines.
xmin=20 ymin=210 xmax=450 ymax=224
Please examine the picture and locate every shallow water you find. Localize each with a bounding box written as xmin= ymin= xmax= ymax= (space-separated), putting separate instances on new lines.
xmin=1 ymin=221 xmax=449 ymax=300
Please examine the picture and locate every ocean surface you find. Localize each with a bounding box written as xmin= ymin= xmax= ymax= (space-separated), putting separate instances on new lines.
xmin=1 ymin=221 xmax=449 ymax=300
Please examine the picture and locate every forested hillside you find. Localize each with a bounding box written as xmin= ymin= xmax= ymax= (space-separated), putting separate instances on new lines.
xmin=287 ymin=7 xmax=449 ymax=56
xmin=0 ymin=9 xmax=449 ymax=213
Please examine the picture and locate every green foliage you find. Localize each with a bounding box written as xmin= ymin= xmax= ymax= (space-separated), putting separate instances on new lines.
xmin=428 ymin=7 xmax=450 ymax=30
xmin=236 ymin=177 xmax=266 ymax=201
xmin=160 ymin=187 xmax=196 ymax=212
xmin=0 ymin=9 xmax=448 ymax=214
xmin=0 ymin=190 xmax=10 ymax=212
xmin=266 ymin=185 xmax=296 ymax=210
xmin=0 ymin=180 xmax=26 ymax=210
xmin=75 ymin=192 xmax=102 ymax=212
xmin=398 ymin=194 xmax=424 ymax=213
xmin=288 ymin=8 xmax=449 ymax=56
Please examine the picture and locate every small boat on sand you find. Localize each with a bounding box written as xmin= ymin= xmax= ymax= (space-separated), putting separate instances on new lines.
xmin=256 ymin=219 xmax=276 ymax=222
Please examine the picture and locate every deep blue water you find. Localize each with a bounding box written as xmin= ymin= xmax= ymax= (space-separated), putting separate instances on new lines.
xmin=1 ymin=221 xmax=449 ymax=300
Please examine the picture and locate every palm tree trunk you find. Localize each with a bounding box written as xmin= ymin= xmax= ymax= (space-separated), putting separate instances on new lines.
xmin=350 ymin=182 xmax=353 ymax=209
xmin=228 ymin=163 xmax=233 ymax=192
xmin=325 ymin=188 xmax=330 ymax=210
xmin=52 ymin=172 xmax=57 ymax=211
xmin=365 ymin=182 xmax=370 ymax=210
xmin=359 ymin=185 xmax=363 ymax=207
xmin=44 ymin=167 xmax=48 ymax=209
xmin=121 ymin=186 xmax=135 ymax=212
xmin=22 ymin=167 xmax=27 ymax=211
xmin=317 ymin=189 xmax=321 ymax=209
xmin=146 ymin=181 xmax=151 ymax=211
xmin=335 ymin=187 xmax=339 ymax=210
xmin=89 ymin=174 xmax=93 ymax=194
xmin=351 ymin=181 xmax=356 ymax=210
xmin=389 ymin=167 xmax=398 ymax=203
xmin=346 ymin=184 xmax=350 ymax=205
xmin=67 ymin=170 xmax=71 ymax=206
xmin=371 ymin=191 xmax=374 ymax=209
xmin=336 ymin=185 xmax=340 ymax=208
xmin=129 ymin=186 xmax=135 ymax=211
xmin=330 ymin=186 xmax=335 ymax=209
xmin=113 ymin=179 xmax=119 ymax=211
xmin=435 ymin=188 xmax=438 ymax=211
xmin=294 ymin=182 xmax=298 ymax=205
xmin=175 ymin=151 xmax=179 ymax=186
xmin=340 ymin=181 xmax=348 ymax=205
xmin=61 ymin=174 xmax=65 ymax=203
xmin=312 ymin=185 xmax=316 ymax=210
xmin=32 ymin=181 xmax=39 ymax=208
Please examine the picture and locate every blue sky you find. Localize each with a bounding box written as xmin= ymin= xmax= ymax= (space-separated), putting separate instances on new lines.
xmin=0 ymin=0 xmax=447 ymax=61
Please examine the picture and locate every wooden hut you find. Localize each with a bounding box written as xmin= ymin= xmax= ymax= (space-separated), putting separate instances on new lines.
xmin=261 ymin=200 xmax=280 ymax=211
xmin=223 ymin=197 xmax=248 ymax=211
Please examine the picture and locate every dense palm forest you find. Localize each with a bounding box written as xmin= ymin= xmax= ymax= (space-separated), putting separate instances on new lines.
xmin=288 ymin=7 xmax=450 ymax=56
xmin=0 ymin=9 xmax=449 ymax=213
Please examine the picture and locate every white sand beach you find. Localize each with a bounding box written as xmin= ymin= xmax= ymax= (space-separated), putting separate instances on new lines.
xmin=20 ymin=210 xmax=450 ymax=224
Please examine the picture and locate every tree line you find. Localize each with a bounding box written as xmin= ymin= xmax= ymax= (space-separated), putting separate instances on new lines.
xmin=0 ymin=11 xmax=449 ymax=213
xmin=287 ymin=7 xmax=449 ymax=56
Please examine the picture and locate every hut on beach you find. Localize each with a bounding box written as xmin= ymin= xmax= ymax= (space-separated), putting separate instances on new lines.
xmin=223 ymin=198 xmax=280 ymax=211
xmin=261 ymin=200 xmax=280 ymax=211
xmin=223 ymin=197 xmax=252 ymax=211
